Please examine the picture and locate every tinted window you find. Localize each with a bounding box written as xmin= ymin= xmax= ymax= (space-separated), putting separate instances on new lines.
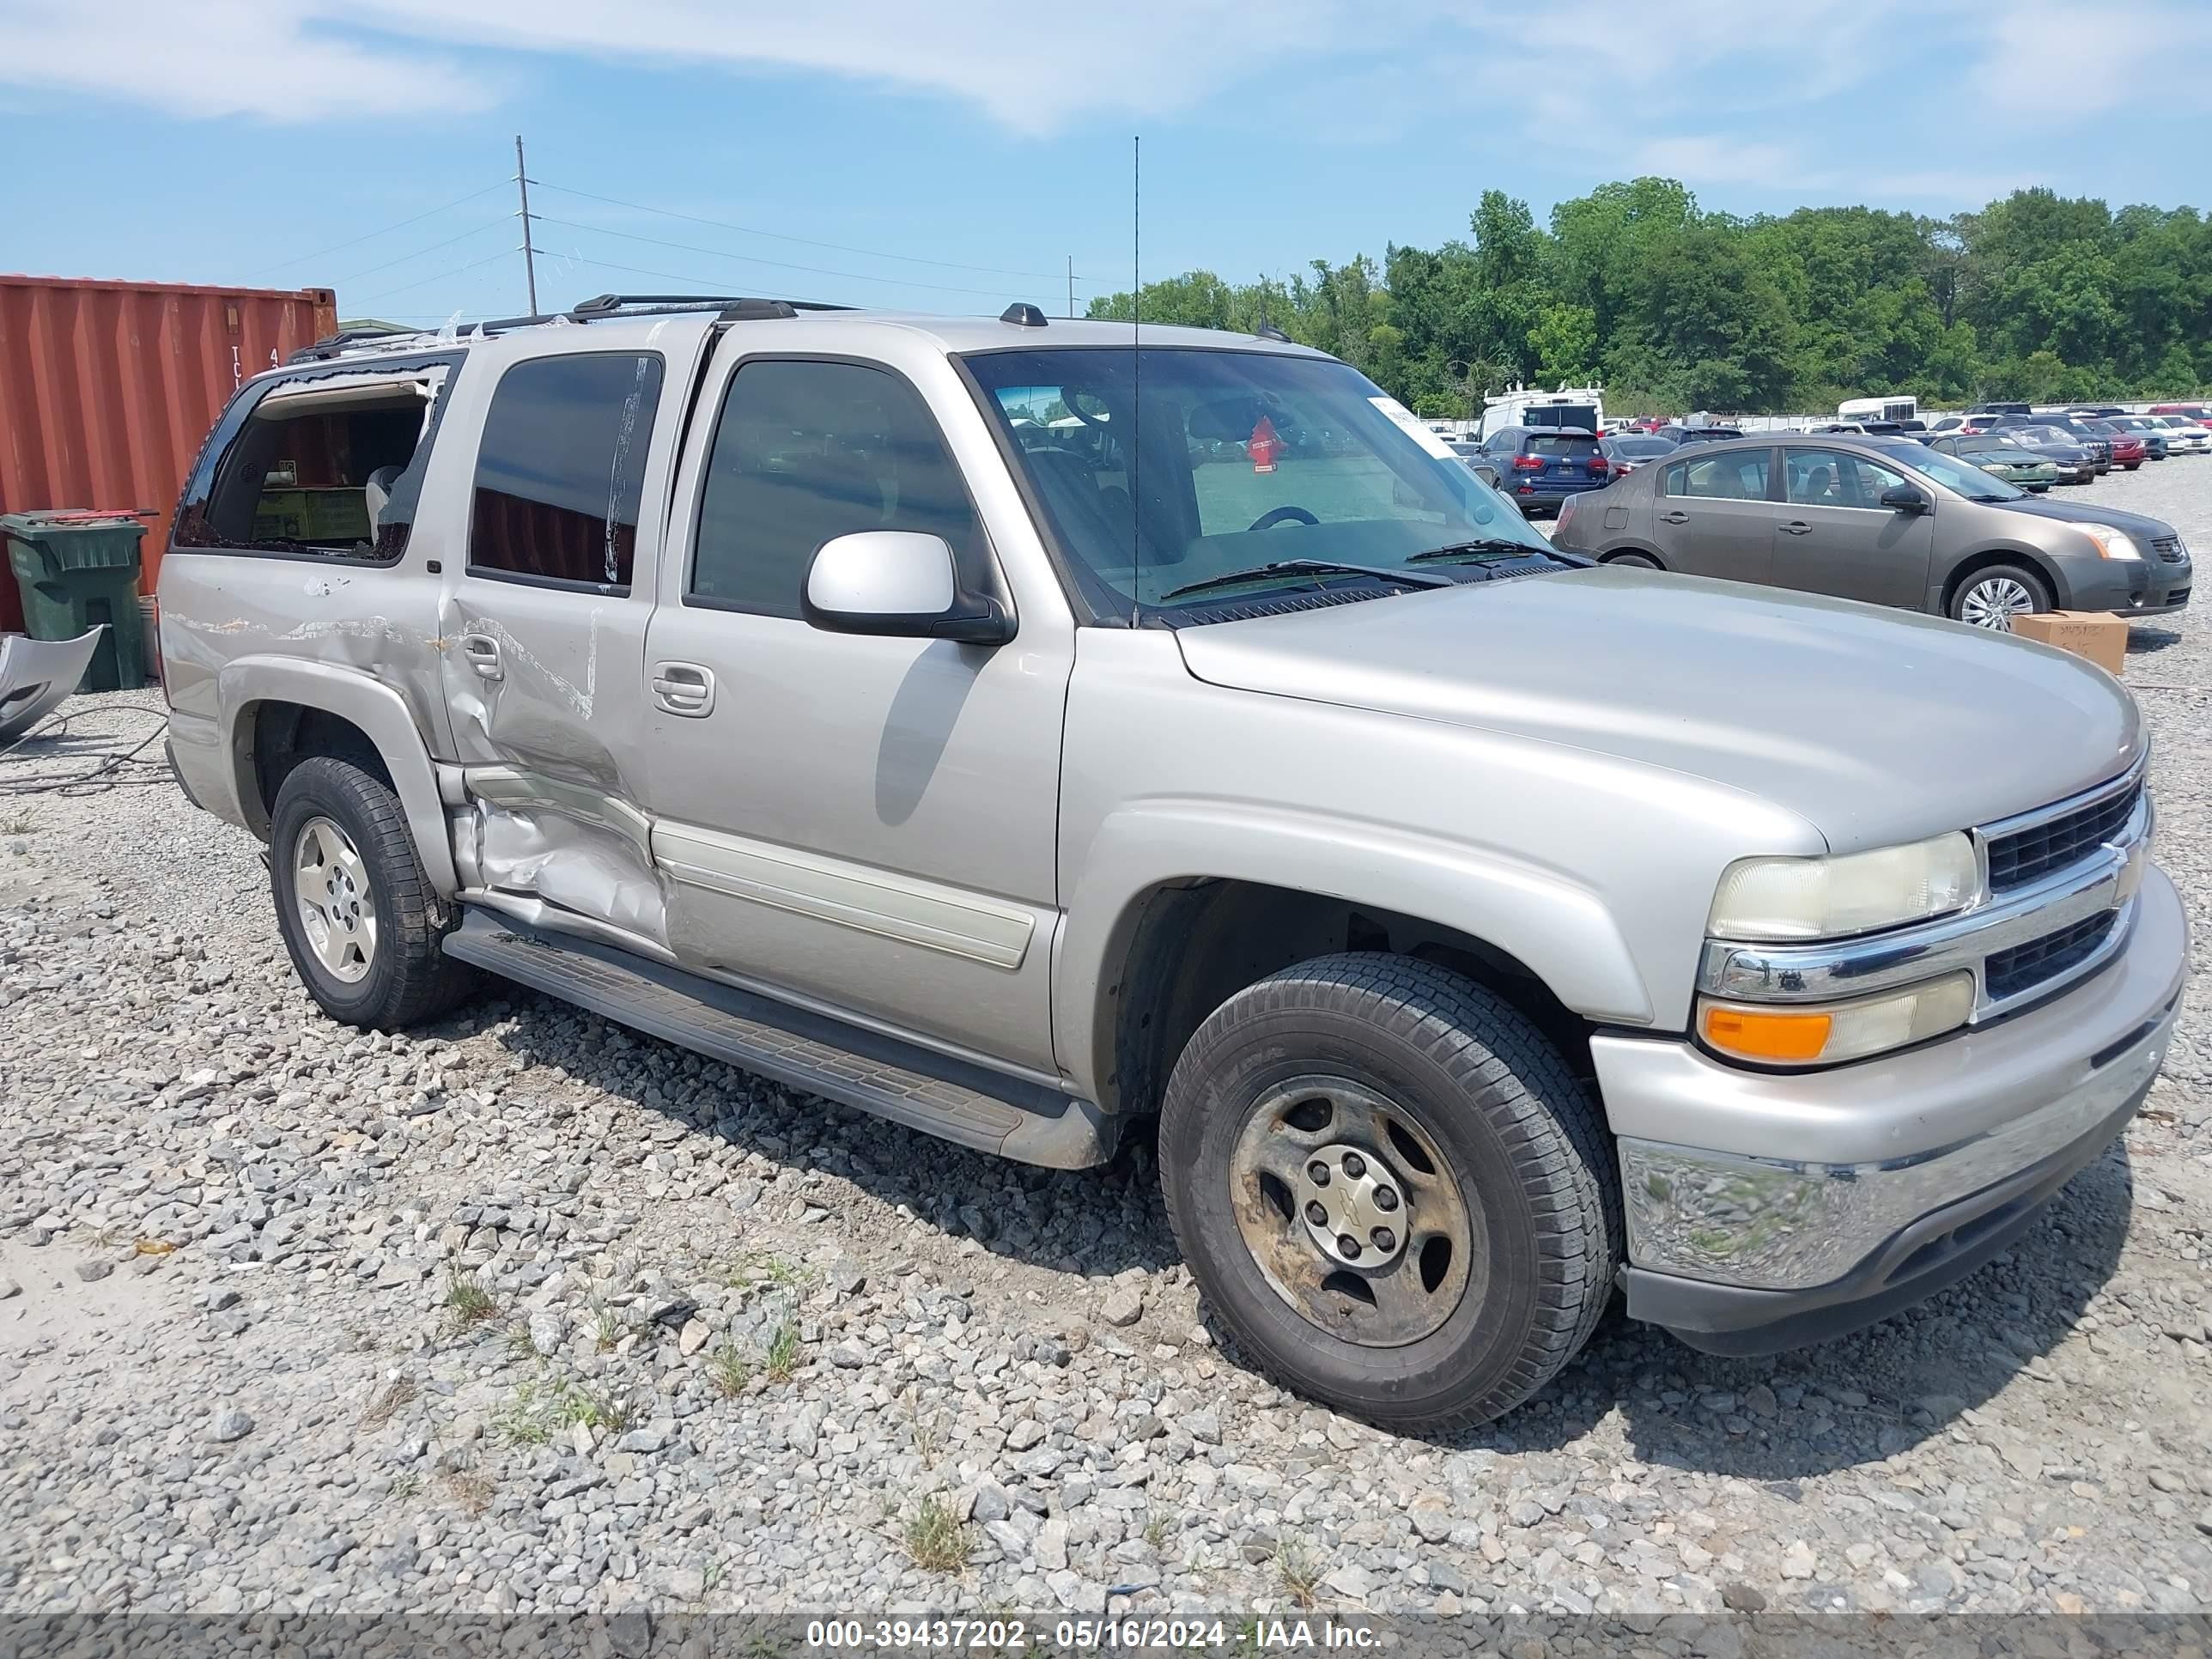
xmin=1527 ymin=434 xmax=1598 ymax=458
xmin=1522 ymin=404 xmax=1598 ymax=430
xmin=471 ymin=353 xmax=664 ymax=590
xmin=1784 ymin=448 xmax=1911 ymax=509
xmin=690 ymin=359 xmax=979 ymax=617
xmin=1665 ymin=452 xmax=1770 ymax=500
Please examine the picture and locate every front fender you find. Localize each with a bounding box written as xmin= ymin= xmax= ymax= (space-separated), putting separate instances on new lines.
xmin=216 ymin=655 xmax=458 ymax=896
xmin=1053 ymin=799 xmax=1652 ymax=1103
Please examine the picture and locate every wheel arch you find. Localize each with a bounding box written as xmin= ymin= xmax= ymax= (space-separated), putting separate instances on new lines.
xmin=218 ymin=657 xmax=458 ymax=895
xmin=1941 ymin=544 xmax=2069 ymax=614
xmin=1597 ymin=544 xmax=1667 ymax=568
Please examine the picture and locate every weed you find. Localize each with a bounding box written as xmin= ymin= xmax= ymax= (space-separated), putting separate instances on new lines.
xmin=441 ymin=1469 xmax=497 ymax=1516
xmin=1143 ymin=1509 xmax=1175 ymax=1552
xmin=505 ymin=1320 xmax=537 ymax=1362
xmin=443 ymin=1271 xmax=499 ymax=1332
xmin=709 ymin=1341 xmax=752 ymax=1400
xmin=902 ymin=1497 xmax=970 ymax=1574
xmin=390 ymin=1473 xmax=422 ymax=1501
xmin=763 ymin=1320 xmax=802 ymax=1383
xmin=724 ymin=1253 xmax=810 ymax=1293
xmin=906 ymin=1395 xmax=945 ymax=1468
xmin=357 ymin=1374 xmax=418 ymax=1431
xmin=1274 ymin=1537 xmax=1322 ymax=1609
xmin=592 ymin=1298 xmax=623 ymax=1353
xmin=0 ymin=811 xmax=37 ymax=836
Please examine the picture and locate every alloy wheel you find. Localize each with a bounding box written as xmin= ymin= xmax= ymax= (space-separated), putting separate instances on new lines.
xmin=1960 ymin=576 xmax=2036 ymax=630
xmin=293 ymin=815 xmax=377 ymax=983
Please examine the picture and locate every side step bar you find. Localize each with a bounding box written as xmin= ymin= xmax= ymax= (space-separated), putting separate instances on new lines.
xmin=442 ymin=908 xmax=1115 ymax=1170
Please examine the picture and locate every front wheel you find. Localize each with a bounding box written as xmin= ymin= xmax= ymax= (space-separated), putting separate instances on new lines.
xmin=1951 ymin=563 xmax=2052 ymax=630
xmin=2124 ymin=462 xmax=2142 ymax=471
xmin=1158 ymin=954 xmax=1620 ymax=1431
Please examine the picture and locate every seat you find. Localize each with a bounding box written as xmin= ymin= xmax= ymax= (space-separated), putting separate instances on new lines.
xmin=363 ymin=465 xmax=403 ymax=538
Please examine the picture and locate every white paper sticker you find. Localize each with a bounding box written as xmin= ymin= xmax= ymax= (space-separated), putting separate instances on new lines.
xmin=1370 ymin=396 xmax=1459 ymax=459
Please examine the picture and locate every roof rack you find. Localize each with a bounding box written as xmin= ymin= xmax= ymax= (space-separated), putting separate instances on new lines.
xmin=287 ymin=292 xmax=857 ymax=364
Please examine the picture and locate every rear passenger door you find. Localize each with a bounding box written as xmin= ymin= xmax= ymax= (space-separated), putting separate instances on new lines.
xmin=640 ymin=339 xmax=1071 ymax=1076
xmin=1650 ymin=447 xmax=1777 ymax=585
xmin=1771 ymin=447 xmax=1936 ymax=610
xmin=434 ymin=319 xmax=717 ymax=953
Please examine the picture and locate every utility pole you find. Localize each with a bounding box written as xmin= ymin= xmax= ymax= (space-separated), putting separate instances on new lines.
xmin=1066 ymin=255 xmax=1074 ymax=319
xmin=515 ymin=134 xmax=539 ymax=315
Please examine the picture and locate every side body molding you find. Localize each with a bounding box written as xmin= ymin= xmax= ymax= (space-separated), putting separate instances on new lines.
xmin=216 ymin=655 xmax=459 ymax=895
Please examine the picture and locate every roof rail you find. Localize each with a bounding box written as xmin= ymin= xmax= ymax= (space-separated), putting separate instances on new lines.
xmin=568 ymin=292 xmax=855 ymax=319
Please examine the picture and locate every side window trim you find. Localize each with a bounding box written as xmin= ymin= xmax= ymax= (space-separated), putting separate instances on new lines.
xmin=679 ymin=350 xmax=997 ymax=618
xmin=465 ymin=349 xmax=666 ymax=596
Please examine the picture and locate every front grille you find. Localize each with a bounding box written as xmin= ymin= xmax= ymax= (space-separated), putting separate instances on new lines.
xmin=1984 ymin=775 xmax=2141 ymax=892
xmin=2151 ymin=535 xmax=2185 ymax=564
xmin=1984 ymin=911 xmax=2118 ymax=1000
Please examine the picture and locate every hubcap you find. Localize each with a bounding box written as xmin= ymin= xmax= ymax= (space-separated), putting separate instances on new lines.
xmin=293 ymin=816 xmax=377 ymax=983
xmin=1228 ymin=1077 xmax=1477 ymax=1347
xmin=1960 ymin=576 xmax=2034 ymax=629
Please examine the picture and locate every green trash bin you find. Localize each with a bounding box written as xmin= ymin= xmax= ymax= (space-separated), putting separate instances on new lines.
xmin=1 ymin=510 xmax=149 ymax=692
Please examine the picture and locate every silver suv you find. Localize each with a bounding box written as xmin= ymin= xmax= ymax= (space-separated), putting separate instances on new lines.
xmin=158 ymin=295 xmax=2186 ymax=1429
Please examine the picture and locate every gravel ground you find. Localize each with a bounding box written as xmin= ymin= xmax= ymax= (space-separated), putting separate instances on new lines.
xmin=2 ymin=461 xmax=2209 ymax=1623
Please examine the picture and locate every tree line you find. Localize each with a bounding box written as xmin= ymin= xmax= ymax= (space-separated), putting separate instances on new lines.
xmin=1084 ymin=180 xmax=2212 ymax=417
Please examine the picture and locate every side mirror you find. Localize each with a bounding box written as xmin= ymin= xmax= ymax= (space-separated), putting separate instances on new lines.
xmin=1879 ymin=484 xmax=1930 ymax=514
xmin=802 ymin=532 xmax=1012 ymax=645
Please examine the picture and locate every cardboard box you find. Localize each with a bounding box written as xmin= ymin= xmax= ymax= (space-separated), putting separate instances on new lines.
xmin=2012 ymin=610 xmax=2127 ymax=674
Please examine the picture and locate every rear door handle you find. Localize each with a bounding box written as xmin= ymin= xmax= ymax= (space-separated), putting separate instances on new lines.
xmin=459 ymin=633 xmax=503 ymax=681
xmin=652 ymin=660 xmax=715 ymax=718
xmin=1660 ymin=510 xmax=1689 ymax=525
xmin=1779 ymin=521 xmax=1813 ymax=535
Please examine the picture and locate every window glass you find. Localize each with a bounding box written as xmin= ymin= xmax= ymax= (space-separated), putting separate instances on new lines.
xmin=179 ymin=384 xmax=430 ymax=557
xmin=471 ymin=353 xmax=665 ymax=590
xmin=1667 ymin=451 xmax=1771 ymax=500
xmin=690 ymin=359 xmax=980 ymax=617
xmin=1526 ymin=434 xmax=1599 ymax=459
xmin=1784 ymin=448 xmax=1911 ymax=509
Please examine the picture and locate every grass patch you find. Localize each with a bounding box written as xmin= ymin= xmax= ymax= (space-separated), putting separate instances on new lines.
xmin=1274 ymin=1537 xmax=1322 ymax=1609
xmin=1143 ymin=1509 xmax=1175 ymax=1551
xmin=441 ymin=1469 xmax=497 ymax=1516
xmin=0 ymin=812 xmax=37 ymax=836
xmin=902 ymin=1497 xmax=971 ymax=1574
xmin=722 ymin=1253 xmax=811 ymax=1293
xmin=592 ymin=1298 xmax=623 ymax=1353
xmin=709 ymin=1341 xmax=752 ymax=1400
xmin=357 ymin=1375 xmax=418 ymax=1431
xmin=443 ymin=1271 xmax=499 ymax=1333
xmin=498 ymin=1371 xmax=637 ymax=1444
xmin=762 ymin=1320 xmax=802 ymax=1384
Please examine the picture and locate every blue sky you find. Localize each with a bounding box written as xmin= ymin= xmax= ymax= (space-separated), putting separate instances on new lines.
xmin=5 ymin=0 xmax=2210 ymax=325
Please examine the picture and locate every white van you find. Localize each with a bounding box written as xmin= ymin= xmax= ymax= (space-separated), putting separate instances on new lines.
xmin=1480 ymin=385 xmax=1604 ymax=443
xmin=1839 ymin=394 xmax=1917 ymax=425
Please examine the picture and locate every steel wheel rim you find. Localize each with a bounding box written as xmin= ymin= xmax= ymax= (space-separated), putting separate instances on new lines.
xmin=293 ymin=816 xmax=377 ymax=983
xmin=1228 ymin=1075 xmax=1478 ymax=1347
xmin=1960 ymin=576 xmax=2035 ymax=629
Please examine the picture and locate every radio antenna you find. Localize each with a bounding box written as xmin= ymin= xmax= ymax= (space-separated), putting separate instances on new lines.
xmin=1130 ymin=134 xmax=1142 ymax=626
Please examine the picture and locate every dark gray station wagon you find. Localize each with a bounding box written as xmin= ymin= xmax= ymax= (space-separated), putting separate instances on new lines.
xmin=1553 ymin=434 xmax=2191 ymax=629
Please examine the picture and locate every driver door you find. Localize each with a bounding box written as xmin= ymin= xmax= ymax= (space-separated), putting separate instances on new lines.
xmin=1771 ymin=447 xmax=1935 ymax=610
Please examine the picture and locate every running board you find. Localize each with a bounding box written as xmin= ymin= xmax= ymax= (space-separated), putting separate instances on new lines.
xmin=442 ymin=908 xmax=1115 ymax=1169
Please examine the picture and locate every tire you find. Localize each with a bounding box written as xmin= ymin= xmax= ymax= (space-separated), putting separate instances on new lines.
xmin=1949 ymin=562 xmax=2052 ymax=631
xmin=1603 ymin=550 xmax=1662 ymax=569
xmin=269 ymin=755 xmax=477 ymax=1029
xmin=1158 ymin=953 xmax=1620 ymax=1431
xmin=2124 ymin=462 xmax=2141 ymax=471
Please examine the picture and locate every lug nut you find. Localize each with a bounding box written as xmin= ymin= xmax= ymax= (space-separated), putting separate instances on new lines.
xmin=1370 ymin=1226 xmax=1396 ymax=1253
xmin=1307 ymin=1161 xmax=1331 ymax=1187
xmin=1337 ymin=1235 xmax=1362 ymax=1260
xmin=1373 ymin=1187 xmax=1399 ymax=1212
xmin=1305 ymin=1200 xmax=1328 ymax=1226
xmin=1341 ymin=1152 xmax=1366 ymax=1178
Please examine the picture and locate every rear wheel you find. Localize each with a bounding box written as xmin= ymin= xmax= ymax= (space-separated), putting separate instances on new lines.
xmin=270 ymin=756 xmax=477 ymax=1029
xmin=1602 ymin=550 xmax=1662 ymax=569
xmin=1951 ymin=563 xmax=2052 ymax=631
xmin=1158 ymin=954 xmax=1620 ymax=1430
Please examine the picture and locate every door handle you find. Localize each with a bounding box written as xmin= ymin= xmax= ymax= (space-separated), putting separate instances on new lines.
xmin=1779 ymin=520 xmax=1813 ymax=535
xmin=1660 ymin=510 xmax=1689 ymax=525
xmin=652 ymin=660 xmax=715 ymax=718
xmin=459 ymin=633 xmax=503 ymax=681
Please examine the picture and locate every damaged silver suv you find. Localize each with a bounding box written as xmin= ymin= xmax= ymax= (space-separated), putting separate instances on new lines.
xmin=160 ymin=294 xmax=2185 ymax=1429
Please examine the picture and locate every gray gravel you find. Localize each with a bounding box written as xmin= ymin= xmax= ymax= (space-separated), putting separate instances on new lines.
xmin=2 ymin=460 xmax=2209 ymax=1620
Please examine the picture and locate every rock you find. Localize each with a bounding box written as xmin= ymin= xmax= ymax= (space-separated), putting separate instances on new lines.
xmin=786 ymin=1403 xmax=823 ymax=1458
xmin=1409 ymin=1492 xmax=1453 ymax=1544
xmin=1323 ymin=1563 xmax=1375 ymax=1601
xmin=1036 ymin=1516 xmax=1069 ymax=1571
xmin=1006 ymin=1419 xmax=1046 ymax=1452
xmin=0 ymin=1277 xmax=17 ymax=1300
xmin=529 ymin=1311 xmax=565 ymax=1357
xmin=1781 ymin=1540 xmax=1816 ymax=1579
xmin=1182 ymin=1409 xmax=1221 ymax=1445
xmin=615 ymin=1420 xmax=673 ymax=1455
xmin=827 ymin=1339 xmax=867 ymax=1369
xmin=1100 ymin=1285 xmax=1143 ymax=1327
xmin=1508 ymin=1497 xmax=1546 ymax=1528
xmin=73 ymin=1260 xmax=114 ymax=1283
xmin=678 ymin=1318 xmax=712 ymax=1358
xmin=208 ymin=1407 xmax=254 ymax=1443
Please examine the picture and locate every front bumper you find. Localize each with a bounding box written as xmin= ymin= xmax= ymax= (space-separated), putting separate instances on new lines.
xmin=1595 ymin=863 xmax=2186 ymax=1353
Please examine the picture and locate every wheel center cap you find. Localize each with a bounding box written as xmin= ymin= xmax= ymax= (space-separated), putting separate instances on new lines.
xmin=1297 ymin=1143 xmax=1407 ymax=1267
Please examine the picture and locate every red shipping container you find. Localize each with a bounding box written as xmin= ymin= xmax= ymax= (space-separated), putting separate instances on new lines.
xmin=0 ymin=275 xmax=338 ymax=631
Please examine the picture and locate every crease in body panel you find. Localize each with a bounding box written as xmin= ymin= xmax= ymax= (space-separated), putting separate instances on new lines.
xmin=459 ymin=608 xmax=603 ymax=720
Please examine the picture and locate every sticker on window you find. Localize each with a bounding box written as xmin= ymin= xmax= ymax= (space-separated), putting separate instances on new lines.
xmin=1369 ymin=397 xmax=1458 ymax=459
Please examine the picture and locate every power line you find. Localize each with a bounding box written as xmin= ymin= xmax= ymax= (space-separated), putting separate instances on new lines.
xmin=249 ymin=181 xmax=512 ymax=281
xmin=530 ymin=178 xmax=1075 ymax=283
xmin=329 ymin=217 xmax=512 ymax=288
xmin=356 ymin=247 xmax=519 ymax=307
xmin=529 ymin=214 xmax=1023 ymax=298
xmin=541 ymin=252 xmax=892 ymax=310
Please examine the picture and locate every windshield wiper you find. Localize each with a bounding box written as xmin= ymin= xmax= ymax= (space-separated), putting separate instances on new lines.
xmin=1407 ymin=537 xmax=1564 ymax=565
xmin=1159 ymin=559 xmax=1454 ymax=602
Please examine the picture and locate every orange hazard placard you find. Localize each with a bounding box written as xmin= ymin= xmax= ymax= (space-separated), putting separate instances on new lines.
xmin=1249 ymin=415 xmax=1281 ymax=472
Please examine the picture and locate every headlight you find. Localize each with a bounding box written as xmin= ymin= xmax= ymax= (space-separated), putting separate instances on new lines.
xmin=2078 ymin=523 xmax=2141 ymax=561
xmin=1709 ymin=832 xmax=1978 ymax=941
xmin=1699 ymin=973 xmax=1975 ymax=1066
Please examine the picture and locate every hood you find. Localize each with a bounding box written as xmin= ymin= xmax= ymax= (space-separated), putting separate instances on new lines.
xmin=1174 ymin=566 xmax=2142 ymax=854
xmin=1981 ymin=495 xmax=2182 ymax=542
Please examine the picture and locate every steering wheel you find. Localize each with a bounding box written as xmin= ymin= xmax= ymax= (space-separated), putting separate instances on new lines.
xmin=1249 ymin=505 xmax=1320 ymax=531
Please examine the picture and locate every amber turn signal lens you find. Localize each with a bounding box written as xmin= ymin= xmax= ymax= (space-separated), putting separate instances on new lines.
xmin=1700 ymin=1004 xmax=1834 ymax=1063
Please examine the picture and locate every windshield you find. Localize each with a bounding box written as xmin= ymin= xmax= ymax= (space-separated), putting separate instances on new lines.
xmin=963 ymin=347 xmax=1555 ymax=615
xmin=1881 ymin=442 xmax=2026 ymax=501
xmin=1606 ymin=437 xmax=1675 ymax=459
